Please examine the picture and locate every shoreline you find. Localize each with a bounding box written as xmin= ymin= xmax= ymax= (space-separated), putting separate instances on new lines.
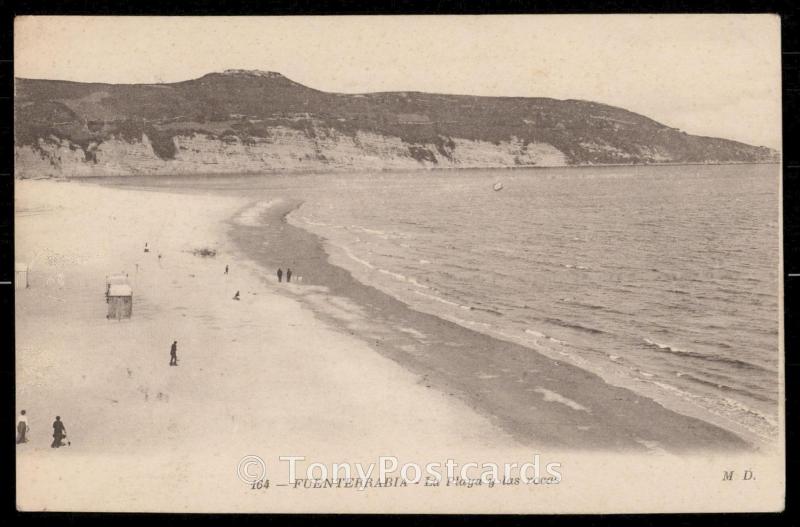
xmin=17 ymin=160 xmax=782 ymax=181
xmin=14 ymin=177 xmax=785 ymax=512
xmin=227 ymin=197 xmax=753 ymax=453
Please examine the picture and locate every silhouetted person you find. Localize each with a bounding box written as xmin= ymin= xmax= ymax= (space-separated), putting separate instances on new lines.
xmin=277 ymin=268 xmax=283 ymax=283
xmin=144 ymin=242 xmax=149 ymax=253
xmin=51 ymin=416 xmax=66 ymax=448
xmin=170 ymin=340 xmax=178 ymax=366
xmin=286 ymin=268 xmax=292 ymax=283
xmin=16 ymin=410 xmax=28 ymax=444
xmin=224 ymin=265 xmax=229 ymax=275
xmin=233 ymin=290 xmax=240 ymax=301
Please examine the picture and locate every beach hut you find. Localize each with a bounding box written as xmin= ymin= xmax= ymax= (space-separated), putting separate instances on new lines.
xmin=107 ymin=284 xmax=133 ymax=319
xmin=105 ymin=273 xmax=129 ymax=298
xmin=15 ymin=263 xmax=29 ymax=290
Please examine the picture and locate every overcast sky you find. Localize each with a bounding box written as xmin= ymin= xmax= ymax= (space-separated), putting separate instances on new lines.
xmin=15 ymin=15 xmax=781 ymax=149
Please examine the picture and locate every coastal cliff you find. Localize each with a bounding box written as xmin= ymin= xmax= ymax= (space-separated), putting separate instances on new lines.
xmin=14 ymin=129 xmax=568 ymax=177
xmin=14 ymin=70 xmax=778 ymax=177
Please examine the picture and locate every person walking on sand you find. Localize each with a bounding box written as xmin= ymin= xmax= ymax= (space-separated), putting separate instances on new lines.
xmin=144 ymin=242 xmax=149 ymax=253
xmin=286 ymin=268 xmax=292 ymax=283
xmin=233 ymin=290 xmax=240 ymax=301
xmin=225 ymin=264 xmax=229 ymax=275
xmin=51 ymin=416 xmax=66 ymax=448
xmin=170 ymin=340 xmax=178 ymax=366
xmin=16 ymin=410 xmax=29 ymax=444
xmin=277 ymin=268 xmax=283 ymax=283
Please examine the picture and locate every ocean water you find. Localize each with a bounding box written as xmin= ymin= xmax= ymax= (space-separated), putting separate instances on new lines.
xmin=287 ymin=164 xmax=781 ymax=441
xmin=100 ymin=163 xmax=781 ymax=442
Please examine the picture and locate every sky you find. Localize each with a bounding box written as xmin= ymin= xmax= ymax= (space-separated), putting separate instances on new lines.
xmin=14 ymin=15 xmax=782 ymax=149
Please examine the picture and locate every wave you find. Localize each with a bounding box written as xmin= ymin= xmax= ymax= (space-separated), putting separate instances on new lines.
xmin=562 ymin=263 xmax=590 ymax=270
xmin=347 ymin=224 xmax=401 ymax=240
xmin=666 ymin=289 xmax=690 ymax=295
xmin=235 ymin=199 xmax=282 ymax=226
xmin=543 ymin=317 xmax=605 ymax=335
xmin=558 ymin=299 xmax=609 ymax=311
xmin=341 ymin=246 xmax=375 ymax=269
xmin=470 ymin=306 xmax=503 ymax=316
xmin=298 ymin=216 xmax=333 ymax=227
xmin=560 ymin=299 xmax=632 ymax=317
xmin=648 ymin=378 xmax=779 ymax=440
xmin=413 ymin=289 xmax=462 ymax=309
xmin=674 ymin=372 xmax=776 ymax=403
xmin=525 ymin=329 xmax=547 ymax=339
xmin=692 ymin=339 xmax=733 ymax=350
xmin=371 ymin=267 xmax=430 ymax=289
xmin=523 ymin=328 xmax=567 ymax=346
xmin=448 ymin=315 xmax=493 ymax=329
xmin=378 ymin=268 xmax=409 ymax=281
xmin=642 ymin=338 xmax=773 ymax=373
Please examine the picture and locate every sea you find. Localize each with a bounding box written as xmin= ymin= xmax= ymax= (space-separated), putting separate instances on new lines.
xmin=104 ymin=163 xmax=782 ymax=442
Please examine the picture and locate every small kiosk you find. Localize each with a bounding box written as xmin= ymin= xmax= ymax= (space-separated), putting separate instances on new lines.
xmin=107 ymin=284 xmax=133 ymax=319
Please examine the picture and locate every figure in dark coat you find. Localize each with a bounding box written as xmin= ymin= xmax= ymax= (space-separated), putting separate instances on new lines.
xmin=170 ymin=340 xmax=178 ymax=366
xmin=51 ymin=416 xmax=66 ymax=448
xmin=16 ymin=410 xmax=28 ymax=444
xmin=286 ymin=268 xmax=292 ymax=283
xmin=277 ymin=268 xmax=283 ymax=283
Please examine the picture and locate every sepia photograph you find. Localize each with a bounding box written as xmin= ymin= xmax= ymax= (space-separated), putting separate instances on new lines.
xmin=12 ymin=14 xmax=784 ymax=513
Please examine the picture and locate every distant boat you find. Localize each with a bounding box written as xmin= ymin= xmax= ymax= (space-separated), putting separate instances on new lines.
xmin=493 ymin=182 xmax=504 ymax=191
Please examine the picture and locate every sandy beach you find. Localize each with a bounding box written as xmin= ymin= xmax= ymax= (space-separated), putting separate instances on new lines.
xmin=15 ymin=179 xmax=525 ymax=511
xmin=14 ymin=178 xmax=780 ymax=513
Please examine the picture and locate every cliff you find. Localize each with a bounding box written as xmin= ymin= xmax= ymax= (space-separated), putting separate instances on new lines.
xmin=14 ymin=70 xmax=779 ymax=177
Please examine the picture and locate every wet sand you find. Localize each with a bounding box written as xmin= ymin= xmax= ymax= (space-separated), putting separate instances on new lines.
xmin=229 ymin=198 xmax=751 ymax=452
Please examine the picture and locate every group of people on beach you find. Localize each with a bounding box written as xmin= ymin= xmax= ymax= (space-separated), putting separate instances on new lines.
xmin=277 ymin=267 xmax=293 ymax=283
xmin=16 ymin=411 xmax=69 ymax=448
xmin=231 ymin=265 xmax=299 ymax=301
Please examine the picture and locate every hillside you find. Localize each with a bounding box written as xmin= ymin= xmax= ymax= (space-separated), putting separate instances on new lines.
xmin=14 ymin=70 xmax=779 ymax=177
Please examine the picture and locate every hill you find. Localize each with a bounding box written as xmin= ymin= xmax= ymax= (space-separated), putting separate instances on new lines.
xmin=14 ymin=70 xmax=779 ymax=177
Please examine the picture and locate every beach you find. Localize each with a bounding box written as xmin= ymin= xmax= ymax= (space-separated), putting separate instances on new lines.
xmin=15 ymin=179 xmax=524 ymax=511
xmin=14 ymin=178 xmax=780 ymax=513
xmin=230 ymin=197 xmax=752 ymax=451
